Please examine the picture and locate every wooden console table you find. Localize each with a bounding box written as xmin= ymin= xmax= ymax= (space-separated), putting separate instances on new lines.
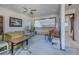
xmin=10 ymin=36 xmax=30 ymax=55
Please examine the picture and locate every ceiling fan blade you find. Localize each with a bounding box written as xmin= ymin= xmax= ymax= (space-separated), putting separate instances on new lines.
xmin=24 ymin=7 xmax=28 ymax=10
xmin=31 ymin=9 xmax=37 ymax=11
xmin=23 ymin=7 xmax=28 ymax=12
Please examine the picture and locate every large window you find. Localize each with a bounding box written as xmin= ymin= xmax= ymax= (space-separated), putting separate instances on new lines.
xmin=34 ymin=17 xmax=56 ymax=27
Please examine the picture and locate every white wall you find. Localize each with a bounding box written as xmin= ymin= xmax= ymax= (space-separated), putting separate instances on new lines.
xmin=74 ymin=8 xmax=79 ymax=43
xmin=65 ymin=9 xmax=75 ymax=14
xmin=0 ymin=7 xmax=32 ymax=32
xmin=65 ymin=8 xmax=79 ymax=44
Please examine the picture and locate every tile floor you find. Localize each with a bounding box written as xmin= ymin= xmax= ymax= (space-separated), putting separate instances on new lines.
xmin=1 ymin=35 xmax=79 ymax=55
xmin=15 ymin=35 xmax=61 ymax=55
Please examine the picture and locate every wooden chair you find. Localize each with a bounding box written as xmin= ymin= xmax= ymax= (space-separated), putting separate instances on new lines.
xmin=52 ymin=28 xmax=60 ymax=37
xmin=48 ymin=27 xmax=60 ymax=44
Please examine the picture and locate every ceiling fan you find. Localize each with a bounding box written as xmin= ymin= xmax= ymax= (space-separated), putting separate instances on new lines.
xmin=23 ymin=7 xmax=37 ymax=16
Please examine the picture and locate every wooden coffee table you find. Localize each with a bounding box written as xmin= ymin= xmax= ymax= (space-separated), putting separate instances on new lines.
xmin=10 ymin=36 xmax=30 ymax=55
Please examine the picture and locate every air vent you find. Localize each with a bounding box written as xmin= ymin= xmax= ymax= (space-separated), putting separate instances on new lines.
xmin=68 ymin=4 xmax=72 ymax=6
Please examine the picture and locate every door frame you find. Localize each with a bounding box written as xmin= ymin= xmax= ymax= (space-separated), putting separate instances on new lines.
xmin=65 ymin=13 xmax=75 ymax=41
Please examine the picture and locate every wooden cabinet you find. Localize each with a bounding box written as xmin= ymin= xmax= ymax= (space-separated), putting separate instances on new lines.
xmin=0 ymin=16 xmax=3 ymax=35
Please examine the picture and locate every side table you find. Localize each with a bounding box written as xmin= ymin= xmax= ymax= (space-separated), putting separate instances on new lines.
xmin=0 ymin=41 xmax=9 ymax=54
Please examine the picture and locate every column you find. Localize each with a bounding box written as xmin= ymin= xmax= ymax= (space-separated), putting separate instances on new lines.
xmin=60 ymin=4 xmax=65 ymax=50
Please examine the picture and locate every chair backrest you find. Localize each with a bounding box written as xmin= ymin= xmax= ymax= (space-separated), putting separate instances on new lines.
xmin=49 ymin=27 xmax=60 ymax=38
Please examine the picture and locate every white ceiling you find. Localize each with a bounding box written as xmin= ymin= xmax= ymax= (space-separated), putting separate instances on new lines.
xmin=0 ymin=4 xmax=59 ymax=17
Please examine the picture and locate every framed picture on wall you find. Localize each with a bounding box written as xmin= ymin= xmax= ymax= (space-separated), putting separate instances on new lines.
xmin=9 ymin=17 xmax=22 ymax=27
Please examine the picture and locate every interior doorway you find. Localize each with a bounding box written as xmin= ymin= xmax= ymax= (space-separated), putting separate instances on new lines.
xmin=0 ymin=16 xmax=3 ymax=41
xmin=65 ymin=14 xmax=75 ymax=41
